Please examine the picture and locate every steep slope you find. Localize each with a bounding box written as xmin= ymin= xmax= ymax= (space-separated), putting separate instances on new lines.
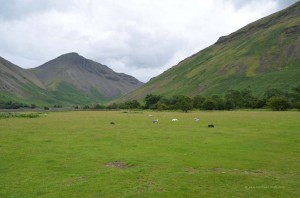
xmin=0 ymin=57 xmax=48 ymax=103
xmin=0 ymin=53 xmax=143 ymax=105
xmin=121 ymin=2 xmax=300 ymax=101
xmin=31 ymin=53 xmax=143 ymax=104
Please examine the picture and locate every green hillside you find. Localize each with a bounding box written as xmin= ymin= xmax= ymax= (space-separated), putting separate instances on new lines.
xmin=121 ymin=2 xmax=300 ymax=101
xmin=0 ymin=53 xmax=143 ymax=106
xmin=31 ymin=53 xmax=143 ymax=104
xmin=0 ymin=57 xmax=51 ymax=106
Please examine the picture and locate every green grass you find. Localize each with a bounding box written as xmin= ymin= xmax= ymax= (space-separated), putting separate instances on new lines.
xmin=0 ymin=111 xmax=299 ymax=197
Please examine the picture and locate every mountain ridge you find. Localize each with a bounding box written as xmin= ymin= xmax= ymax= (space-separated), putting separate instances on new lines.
xmin=0 ymin=53 xmax=143 ymax=105
xmin=118 ymin=2 xmax=300 ymax=102
xmin=31 ymin=52 xmax=142 ymax=98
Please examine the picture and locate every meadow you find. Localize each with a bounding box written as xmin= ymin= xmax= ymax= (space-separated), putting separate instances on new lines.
xmin=0 ymin=110 xmax=299 ymax=197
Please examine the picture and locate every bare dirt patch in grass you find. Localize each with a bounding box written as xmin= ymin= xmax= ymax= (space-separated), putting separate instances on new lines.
xmin=105 ymin=161 xmax=129 ymax=169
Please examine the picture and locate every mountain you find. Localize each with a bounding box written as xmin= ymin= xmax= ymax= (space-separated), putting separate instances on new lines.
xmin=0 ymin=57 xmax=48 ymax=103
xmin=0 ymin=53 xmax=143 ymax=105
xmin=120 ymin=2 xmax=300 ymax=101
xmin=31 ymin=53 xmax=143 ymax=104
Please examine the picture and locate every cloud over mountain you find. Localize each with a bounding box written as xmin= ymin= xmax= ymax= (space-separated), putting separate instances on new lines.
xmin=0 ymin=0 xmax=298 ymax=82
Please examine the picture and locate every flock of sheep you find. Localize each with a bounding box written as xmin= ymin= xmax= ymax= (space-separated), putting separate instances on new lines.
xmin=149 ymin=114 xmax=214 ymax=127
xmin=110 ymin=114 xmax=214 ymax=127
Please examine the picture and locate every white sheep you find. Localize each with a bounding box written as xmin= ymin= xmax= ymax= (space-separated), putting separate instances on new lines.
xmin=152 ymin=119 xmax=159 ymax=123
xmin=172 ymin=118 xmax=178 ymax=122
xmin=194 ymin=118 xmax=200 ymax=122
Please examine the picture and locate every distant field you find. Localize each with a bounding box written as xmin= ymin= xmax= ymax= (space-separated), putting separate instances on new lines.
xmin=0 ymin=110 xmax=299 ymax=197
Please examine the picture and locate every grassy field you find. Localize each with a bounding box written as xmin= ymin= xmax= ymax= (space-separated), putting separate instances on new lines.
xmin=0 ymin=110 xmax=299 ymax=197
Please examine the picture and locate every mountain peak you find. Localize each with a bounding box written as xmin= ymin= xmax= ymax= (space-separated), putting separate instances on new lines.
xmin=37 ymin=52 xmax=90 ymax=70
xmin=30 ymin=52 xmax=143 ymax=102
xmin=60 ymin=52 xmax=80 ymax=57
xmin=57 ymin=52 xmax=83 ymax=61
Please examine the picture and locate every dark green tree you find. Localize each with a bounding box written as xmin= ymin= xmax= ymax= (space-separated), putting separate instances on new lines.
xmin=157 ymin=96 xmax=172 ymax=110
xmin=224 ymin=99 xmax=234 ymax=110
xmin=241 ymin=88 xmax=254 ymax=108
xmin=225 ymin=90 xmax=242 ymax=108
xmin=124 ymin=100 xmax=141 ymax=109
xmin=202 ymin=99 xmax=215 ymax=110
xmin=211 ymin=95 xmax=225 ymax=110
xmin=264 ymin=88 xmax=284 ymax=100
xmin=107 ymin=103 xmax=119 ymax=109
xmin=156 ymin=101 xmax=168 ymax=111
xmin=94 ymin=104 xmax=105 ymax=109
xmin=290 ymin=85 xmax=300 ymax=109
xmin=144 ymin=94 xmax=161 ymax=109
xmin=267 ymin=96 xmax=290 ymax=111
xmin=177 ymin=96 xmax=193 ymax=112
xmin=193 ymin=95 xmax=206 ymax=109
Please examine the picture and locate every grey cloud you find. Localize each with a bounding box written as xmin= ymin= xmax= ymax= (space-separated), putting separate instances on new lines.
xmin=276 ymin=0 xmax=299 ymax=8
xmin=89 ymin=24 xmax=186 ymax=70
xmin=230 ymin=0 xmax=256 ymax=8
xmin=230 ymin=0 xmax=298 ymax=9
xmin=0 ymin=0 xmax=294 ymax=82
xmin=0 ymin=0 xmax=69 ymax=20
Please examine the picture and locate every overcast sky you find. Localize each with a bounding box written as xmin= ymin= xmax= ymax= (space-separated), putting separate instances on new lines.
xmin=0 ymin=0 xmax=298 ymax=82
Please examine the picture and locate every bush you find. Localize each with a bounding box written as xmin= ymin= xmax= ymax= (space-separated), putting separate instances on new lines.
xmin=193 ymin=95 xmax=206 ymax=109
xmin=202 ymin=99 xmax=215 ymax=110
xmin=225 ymin=90 xmax=242 ymax=108
xmin=124 ymin=100 xmax=141 ymax=109
xmin=144 ymin=94 xmax=161 ymax=109
xmin=106 ymin=103 xmax=119 ymax=110
xmin=211 ymin=95 xmax=225 ymax=110
xmin=290 ymin=85 xmax=300 ymax=109
xmin=94 ymin=104 xmax=105 ymax=109
xmin=267 ymin=96 xmax=290 ymax=111
xmin=83 ymin=105 xmax=90 ymax=109
xmin=178 ymin=98 xmax=193 ymax=112
xmin=225 ymin=99 xmax=234 ymax=110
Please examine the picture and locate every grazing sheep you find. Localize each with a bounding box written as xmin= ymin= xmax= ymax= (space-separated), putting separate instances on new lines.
xmin=148 ymin=114 xmax=153 ymax=117
xmin=152 ymin=119 xmax=159 ymax=124
xmin=208 ymin=124 xmax=214 ymax=128
xmin=110 ymin=122 xmax=115 ymax=125
xmin=172 ymin=118 xmax=178 ymax=122
xmin=194 ymin=118 xmax=200 ymax=122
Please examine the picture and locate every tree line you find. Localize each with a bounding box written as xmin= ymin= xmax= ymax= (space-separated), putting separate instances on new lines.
xmin=0 ymin=101 xmax=36 ymax=109
xmin=84 ymin=86 xmax=300 ymax=111
xmin=1 ymin=86 xmax=299 ymax=111
xmin=0 ymin=101 xmax=61 ymax=110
